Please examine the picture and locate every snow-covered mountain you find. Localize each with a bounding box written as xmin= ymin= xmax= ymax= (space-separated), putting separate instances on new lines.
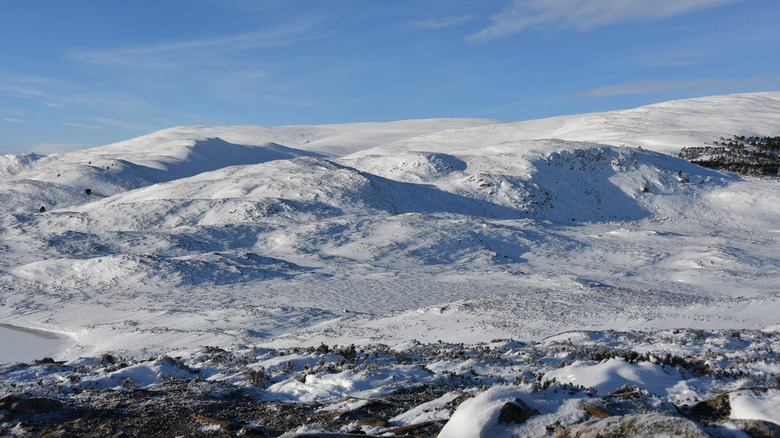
xmin=1 ymin=93 xmax=779 ymax=436
xmin=2 ymin=91 xmax=779 ymax=355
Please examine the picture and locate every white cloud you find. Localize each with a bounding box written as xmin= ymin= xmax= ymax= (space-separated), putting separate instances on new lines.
xmin=407 ymin=16 xmax=472 ymax=29
xmin=467 ymin=0 xmax=744 ymax=43
xmin=573 ymin=76 xmax=780 ymax=97
xmin=2 ymin=117 xmax=23 ymax=123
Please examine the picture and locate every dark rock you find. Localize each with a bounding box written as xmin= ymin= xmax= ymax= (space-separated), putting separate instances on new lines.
xmin=498 ymin=398 xmax=538 ymax=424
xmin=683 ymin=393 xmax=730 ymax=421
xmin=191 ymin=412 xmax=238 ymax=431
xmin=0 ymin=394 xmax=19 ymax=409
xmin=240 ymin=425 xmax=266 ymax=436
xmin=578 ymin=403 xmax=615 ymax=417
xmin=9 ymin=397 xmax=63 ymax=414
xmin=730 ymin=419 xmax=780 ymax=438
xmin=279 ymin=434 xmax=376 ymax=437
xmin=41 ymin=429 xmax=77 ymax=438
xmin=383 ymin=420 xmax=448 ymax=436
xmin=356 ymin=417 xmax=390 ymax=427
xmin=557 ymin=413 xmax=708 ymax=438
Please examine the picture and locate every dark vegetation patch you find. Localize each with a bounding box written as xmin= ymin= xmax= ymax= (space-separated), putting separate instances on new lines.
xmin=680 ymin=135 xmax=780 ymax=178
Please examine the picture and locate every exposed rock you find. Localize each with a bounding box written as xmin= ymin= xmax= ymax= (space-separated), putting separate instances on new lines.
xmin=383 ymin=419 xmax=448 ymax=436
xmin=498 ymin=398 xmax=539 ymax=424
xmin=682 ymin=393 xmax=730 ymax=421
xmin=556 ymin=413 xmax=709 ymax=438
xmin=40 ymin=429 xmax=77 ymax=438
xmin=578 ymin=403 xmax=615 ymax=418
xmin=279 ymin=433 xmax=376 ymax=437
xmin=239 ymin=425 xmax=266 ymax=436
xmin=1 ymin=395 xmax=63 ymax=414
xmin=730 ymin=419 xmax=780 ymax=438
xmin=357 ymin=416 xmax=390 ymax=427
xmin=190 ymin=412 xmax=238 ymax=431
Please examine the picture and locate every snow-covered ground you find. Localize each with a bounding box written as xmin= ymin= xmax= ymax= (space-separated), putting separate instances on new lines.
xmin=1 ymin=92 xmax=778 ymax=436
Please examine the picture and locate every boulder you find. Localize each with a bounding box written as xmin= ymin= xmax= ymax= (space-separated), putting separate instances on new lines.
xmin=498 ymin=398 xmax=539 ymax=424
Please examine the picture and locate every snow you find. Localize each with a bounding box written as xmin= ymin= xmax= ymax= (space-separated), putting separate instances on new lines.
xmin=264 ymin=365 xmax=434 ymax=402
xmin=438 ymin=385 xmax=587 ymax=438
xmin=1 ymin=92 xmax=779 ymax=434
xmin=543 ymin=358 xmax=682 ymax=397
xmin=729 ymin=389 xmax=780 ymax=424
xmin=0 ymin=325 xmax=69 ymax=364
xmin=78 ymin=356 xmax=197 ymax=390
xmin=389 ymin=391 xmax=462 ymax=425
xmin=437 ymin=386 xmax=529 ymax=438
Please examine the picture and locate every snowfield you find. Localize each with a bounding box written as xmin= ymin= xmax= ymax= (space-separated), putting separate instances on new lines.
xmin=1 ymin=92 xmax=779 ymax=436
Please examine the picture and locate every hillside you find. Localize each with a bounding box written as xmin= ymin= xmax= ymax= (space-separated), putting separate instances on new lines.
xmin=0 ymin=92 xmax=779 ymax=437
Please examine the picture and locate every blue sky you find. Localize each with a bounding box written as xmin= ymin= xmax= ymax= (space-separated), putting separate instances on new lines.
xmin=1 ymin=0 xmax=779 ymax=154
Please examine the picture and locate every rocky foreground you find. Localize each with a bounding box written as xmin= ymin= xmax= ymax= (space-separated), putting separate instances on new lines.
xmin=2 ymin=381 xmax=778 ymax=437
xmin=1 ymin=329 xmax=779 ymax=437
xmin=0 ymin=380 xmax=458 ymax=437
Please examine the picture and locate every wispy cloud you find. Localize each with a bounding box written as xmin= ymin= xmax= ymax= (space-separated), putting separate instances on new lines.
xmin=76 ymin=22 xmax=329 ymax=70
xmin=0 ymin=72 xmax=67 ymax=108
xmin=3 ymin=117 xmax=23 ymax=123
xmin=573 ymin=76 xmax=780 ymax=97
xmin=5 ymin=86 xmax=48 ymax=98
xmin=407 ymin=15 xmax=472 ymax=29
xmin=467 ymin=0 xmax=744 ymax=43
xmin=62 ymin=122 xmax=101 ymax=130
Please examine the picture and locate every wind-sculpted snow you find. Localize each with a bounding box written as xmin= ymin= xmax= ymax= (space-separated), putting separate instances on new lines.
xmin=0 ymin=93 xmax=779 ymax=436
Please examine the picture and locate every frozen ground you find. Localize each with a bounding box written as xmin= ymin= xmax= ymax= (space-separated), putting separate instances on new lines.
xmin=0 ymin=92 xmax=778 ymax=436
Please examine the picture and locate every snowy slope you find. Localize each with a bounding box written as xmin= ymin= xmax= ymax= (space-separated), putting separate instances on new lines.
xmin=0 ymin=118 xmax=500 ymax=214
xmin=344 ymin=92 xmax=780 ymax=157
xmin=1 ymin=91 xmax=778 ymax=436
